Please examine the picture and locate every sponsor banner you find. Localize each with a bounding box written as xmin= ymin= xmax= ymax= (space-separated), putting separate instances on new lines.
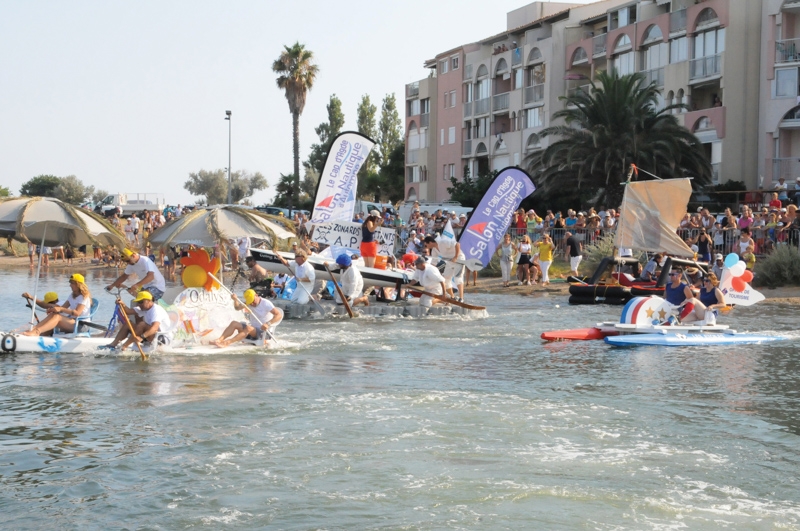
xmin=312 ymin=221 xmax=395 ymax=255
xmin=310 ymin=131 xmax=375 ymax=224
xmin=458 ymin=167 xmax=537 ymax=267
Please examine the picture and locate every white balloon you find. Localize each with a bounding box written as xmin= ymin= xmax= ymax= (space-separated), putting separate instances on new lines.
xmin=729 ymin=261 xmax=746 ymax=277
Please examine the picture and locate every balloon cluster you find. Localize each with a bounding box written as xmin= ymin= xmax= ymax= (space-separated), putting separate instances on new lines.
xmin=724 ymin=252 xmax=753 ymax=292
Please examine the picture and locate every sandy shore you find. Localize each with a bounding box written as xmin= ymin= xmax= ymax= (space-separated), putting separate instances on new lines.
xmin=4 ymin=252 xmax=800 ymax=304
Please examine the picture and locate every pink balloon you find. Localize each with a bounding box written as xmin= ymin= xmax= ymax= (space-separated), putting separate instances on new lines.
xmin=732 ymin=277 xmax=746 ymax=292
xmin=741 ymin=270 xmax=754 ymax=283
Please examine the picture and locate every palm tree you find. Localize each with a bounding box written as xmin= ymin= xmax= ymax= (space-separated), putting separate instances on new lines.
xmin=272 ymin=42 xmax=319 ymax=208
xmin=525 ymin=70 xmax=711 ymax=207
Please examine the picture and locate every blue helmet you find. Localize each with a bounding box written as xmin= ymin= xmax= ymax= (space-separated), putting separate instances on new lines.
xmin=336 ymin=254 xmax=352 ymax=267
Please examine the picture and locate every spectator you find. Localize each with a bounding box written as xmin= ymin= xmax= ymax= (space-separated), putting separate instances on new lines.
xmin=535 ymin=233 xmax=555 ymax=286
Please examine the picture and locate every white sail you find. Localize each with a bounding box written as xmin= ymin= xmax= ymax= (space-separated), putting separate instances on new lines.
xmin=614 ymin=178 xmax=695 ymax=257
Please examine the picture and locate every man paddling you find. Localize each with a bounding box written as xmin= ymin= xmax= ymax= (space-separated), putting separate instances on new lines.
xmin=408 ymin=256 xmax=447 ymax=308
xmin=276 ymin=249 xmax=315 ymax=305
xmin=107 ymin=248 xmax=166 ymax=301
xmin=423 ymin=234 xmax=465 ymax=301
xmin=332 ymin=254 xmax=369 ymax=307
xmin=215 ymin=289 xmax=283 ymax=347
xmin=101 ymin=291 xmax=171 ymax=350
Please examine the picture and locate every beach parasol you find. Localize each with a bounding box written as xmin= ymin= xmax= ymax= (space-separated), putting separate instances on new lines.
xmin=147 ymin=205 xmax=295 ymax=247
xmin=0 ymin=196 xmax=127 ymax=328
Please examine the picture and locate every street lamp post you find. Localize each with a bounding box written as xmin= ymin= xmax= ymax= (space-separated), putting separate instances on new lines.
xmin=225 ymin=110 xmax=232 ymax=204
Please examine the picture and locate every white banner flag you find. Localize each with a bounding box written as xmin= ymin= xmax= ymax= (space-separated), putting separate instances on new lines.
xmin=309 ymin=131 xmax=375 ymax=224
xmin=311 ymin=220 xmax=395 ymax=256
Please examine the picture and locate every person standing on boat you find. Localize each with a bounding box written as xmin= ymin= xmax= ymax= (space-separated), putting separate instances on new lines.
xmin=214 ymin=289 xmax=283 ymax=347
xmin=565 ymin=231 xmax=582 ymax=277
xmin=276 ymin=250 xmax=315 ymax=304
xmin=360 ymin=210 xmax=383 ymax=268
xmin=423 ymin=234 xmax=466 ymax=300
xmin=331 ymin=254 xmax=369 ymax=307
xmin=408 ymin=256 xmax=447 ymax=307
xmin=107 ymin=248 xmax=167 ymax=302
xmin=22 ymin=274 xmax=91 ymax=336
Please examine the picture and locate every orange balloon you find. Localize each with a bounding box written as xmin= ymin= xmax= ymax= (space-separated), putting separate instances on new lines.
xmin=741 ymin=270 xmax=754 ymax=283
xmin=732 ymin=277 xmax=746 ymax=292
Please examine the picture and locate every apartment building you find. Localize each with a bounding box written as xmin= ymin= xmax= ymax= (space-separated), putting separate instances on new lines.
xmin=404 ymin=0 xmax=763 ymax=203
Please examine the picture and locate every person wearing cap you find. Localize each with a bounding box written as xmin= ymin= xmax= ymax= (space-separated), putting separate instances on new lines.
xmin=214 ymin=289 xmax=283 ymax=347
xmin=107 ymin=248 xmax=166 ymax=301
xmin=330 ymin=254 xmax=369 ymax=307
xmin=360 ymin=211 xmax=383 ymax=268
xmin=407 ymin=256 xmax=447 ymax=307
xmin=423 ymin=233 xmax=466 ymax=301
xmin=109 ymin=290 xmax=172 ymax=351
xmin=22 ymin=274 xmax=92 ymax=336
xmin=711 ymin=254 xmax=724 ymax=278
xmin=276 ymin=249 xmax=315 ymax=304
xmin=22 ymin=291 xmax=59 ymax=311
xmin=405 ymin=230 xmax=420 ymax=254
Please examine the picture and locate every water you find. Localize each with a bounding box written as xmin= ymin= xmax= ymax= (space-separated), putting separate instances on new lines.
xmin=2 ymin=266 xmax=800 ymax=529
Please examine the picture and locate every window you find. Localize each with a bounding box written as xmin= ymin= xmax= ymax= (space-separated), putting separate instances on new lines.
xmin=452 ymin=56 xmax=459 ymax=70
xmin=440 ymin=129 xmax=444 ymax=146
xmin=611 ymin=6 xmax=636 ymax=30
xmin=476 ymin=117 xmax=489 ymax=137
xmin=572 ymin=47 xmax=588 ymax=65
xmin=614 ymin=34 xmax=632 ymax=52
xmin=670 ymin=37 xmax=688 ymax=63
xmin=464 ymin=84 xmax=474 ymax=103
xmin=642 ymin=42 xmax=668 ymax=70
xmin=449 ymin=164 xmax=455 ymax=179
xmin=776 ymin=68 xmax=798 ymax=98
xmin=529 ymin=64 xmax=546 ymax=86
xmin=514 ymin=68 xmax=523 ymax=89
xmin=450 ymin=90 xmax=456 ymax=107
xmin=408 ymin=99 xmax=420 ymax=116
xmin=614 ymin=51 xmax=635 ymax=75
xmin=525 ymin=107 xmax=544 ymax=128
xmin=440 ymin=59 xmax=448 ymax=74
xmin=694 ymin=28 xmax=725 ymax=58
xmin=443 ymin=165 xmax=448 ymax=181
xmin=448 ymin=127 xmax=456 ymax=144
xmin=477 ymin=78 xmax=490 ymax=99
xmin=444 ymin=92 xmax=449 ymax=108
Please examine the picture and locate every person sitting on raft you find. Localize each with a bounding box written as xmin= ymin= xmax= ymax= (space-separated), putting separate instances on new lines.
xmin=407 ymin=256 xmax=447 ymax=308
xmin=22 ymin=274 xmax=91 ymax=336
xmin=664 ymin=267 xmax=698 ymax=323
xmin=330 ymin=254 xmax=370 ymax=307
xmin=22 ymin=291 xmax=59 ymax=311
xmin=215 ymin=289 xmax=283 ymax=347
xmin=102 ymin=290 xmax=171 ymax=351
xmin=675 ymin=273 xmax=726 ymax=325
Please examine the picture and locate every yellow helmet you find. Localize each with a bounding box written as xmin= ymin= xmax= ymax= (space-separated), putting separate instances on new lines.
xmin=243 ymin=289 xmax=257 ymax=305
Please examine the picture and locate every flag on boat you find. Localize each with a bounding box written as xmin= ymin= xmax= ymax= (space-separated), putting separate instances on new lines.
xmin=458 ymin=167 xmax=537 ymax=267
xmin=309 ymin=131 xmax=375 ymax=224
xmin=614 ymin=178 xmax=695 ymax=257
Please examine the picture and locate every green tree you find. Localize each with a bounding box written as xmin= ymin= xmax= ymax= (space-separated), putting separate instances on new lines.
xmin=184 ymin=169 xmax=268 ymax=205
xmin=272 ymin=172 xmax=312 ymax=210
xmin=272 ymin=42 xmax=319 ymax=208
xmin=20 ymin=175 xmax=61 ymax=197
xmin=301 ymin=166 xmax=319 ymax=199
xmin=378 ymin=142 xmax=406 ymax=202
xmin=377 ymin=93 xmax=402 ymax=170
xmin=52 ymin=175 xmax=94 ymax=205
xmin=356 ymin=94 xmax=379 ymax=176
xmin=525 ymin=70 xmax=711 ymax=207
xmin=0 ymin=185 xmax=10 ymax=197
xmin=447 ymin=168 xmax=498 ymax=208
xmin=304 ymin=94 xmax=345 ymax=177
xmin=92 ymin=189 xmax=109 ymax=203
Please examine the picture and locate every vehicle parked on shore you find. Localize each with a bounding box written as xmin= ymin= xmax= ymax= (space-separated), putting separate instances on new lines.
xmin=94 ymin=193 xmax=165 ymax=217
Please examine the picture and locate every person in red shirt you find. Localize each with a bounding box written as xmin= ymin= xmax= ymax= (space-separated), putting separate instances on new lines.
xmin=769 ymin=192 xmax=782 ymax=210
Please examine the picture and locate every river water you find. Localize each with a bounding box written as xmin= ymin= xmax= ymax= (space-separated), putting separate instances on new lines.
xmin=2 ymin=266 xmax=800 ymax=529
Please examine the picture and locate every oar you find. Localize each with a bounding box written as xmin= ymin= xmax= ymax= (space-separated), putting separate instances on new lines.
xmin=323 ymin=262 xmax=355 ymax=318
xmin=208 ymin=273 xmax=275 ymax=345
xmin=116 ymin=298 xmax=146 ymax=361
xmin=273 ymin=251 xmax=326 ymax=315
xmin=453 ymin=257 xmax=484 ymax=272
xmin=405 ymin=287 xmax=487 ymax=310
xmin=24 ymin=301 xmax=40 ymax=324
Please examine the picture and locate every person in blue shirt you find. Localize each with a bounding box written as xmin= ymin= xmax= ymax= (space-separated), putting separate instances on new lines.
xmin=664 ymin=267 xmax=698 ymax=323
xmin=679 ymin=273 xmax=726 ymax=325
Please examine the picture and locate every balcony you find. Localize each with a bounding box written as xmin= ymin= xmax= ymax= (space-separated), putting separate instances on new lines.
xmin=670 ymin=8 xmax=687 ymax=34
xmin=567 ymin=84 xmax=591 ymax=99
xmin=524 ymin=84 xmax=544 ymax=105
xmin=511 ymin=47 xmax=523 ymax=66
xmin=770 ymin=158 xmax=800 ymax=184
xmin=493 ymin=92 xmax=510 ymax=112
xmin=463 ymin=101 xmax=473 ymax=119
xmin=420 ymin=113 xmax=429 ymax=128
xmin=474 ymin=97 xmax=490 ymax=116
xmin=463 ymin=64 xmax=473 ymax=81
xmin=689 ymin=53 xmax=722 ymax=81
xmin=592 ymin=34 xmax=607 ymax=57
xmin=406 ymin=149 xmax=419 ymax=164
xmin=463 ymin=139 xmax=473 ymax=157
xmin=406 ymin=82 xmax=419 ymax=99
xmin=776 ymin=38 xmax=800 ymax=64
xmin=641 ymin=67 xmax=665 ymax=87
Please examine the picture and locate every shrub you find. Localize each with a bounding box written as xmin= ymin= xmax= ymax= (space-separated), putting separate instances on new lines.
xmin=752 ymin=244 xmax=800 ymax=288
xmin=581 ymin=233 xmax=644 ymax=274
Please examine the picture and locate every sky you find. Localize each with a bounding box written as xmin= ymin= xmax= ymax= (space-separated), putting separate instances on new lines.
xmin=1 ymin=0 xmax=594 ymax=206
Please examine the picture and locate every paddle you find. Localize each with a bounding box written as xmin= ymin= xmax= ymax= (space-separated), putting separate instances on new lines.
xmin=454 ymin=257 xmax=484 ymax=272
xmin=24 ymin=302 xmax=40 ymax=324
xmin=208 ymin=272 xmax=275 ymax=345
xmin=404 ymin=287 xmax=487 ymax=310
xmin=323 ymin=262 xmax=355 ymax=318
xmin=273 ymin=251 xmax=327 ymax=315
xmin=116 ymin=298 xmax=146 ymax=361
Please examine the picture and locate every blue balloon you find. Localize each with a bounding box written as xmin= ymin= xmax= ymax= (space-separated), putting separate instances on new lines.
xmin=724 ymin=253 xmax=739 ymax=268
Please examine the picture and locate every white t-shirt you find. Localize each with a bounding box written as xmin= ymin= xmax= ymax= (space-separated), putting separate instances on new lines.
xmin=130 ymin=216 xmax=140 ymax=230
xmin=65 ymin=293 xmax=91 ymax=318
xmin=246 ymin=297 xmax=275 ymax=329
xmin=125 ymin=255 xmax=166 ymax=292
xmin=337 ymin=266 xmax=364 ymax=303
xmin=413 ymin=264 xmax=446 ymax=294
xmin=432 ymin=236 xmax=464 ymax=261
xmin=290 ymin=260 xmax=316 ymax=303
xmin=238 ymin=237 xmax=251 ymax=257
xmin=142 ymin=303 xmax=172 ymax=338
